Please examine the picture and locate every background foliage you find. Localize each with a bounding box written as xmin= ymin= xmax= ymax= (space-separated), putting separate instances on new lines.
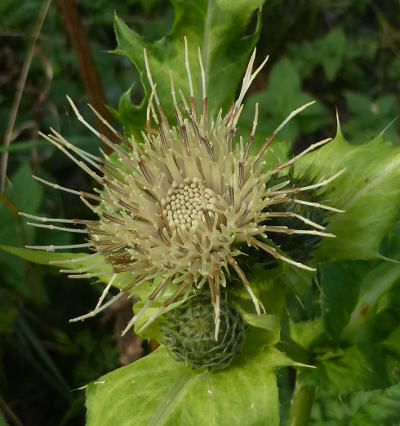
xmin=0 ymin=0 xmax=399 ymax=425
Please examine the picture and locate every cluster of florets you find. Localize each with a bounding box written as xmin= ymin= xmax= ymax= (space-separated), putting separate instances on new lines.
xmin=22 ymin=40 xmax=342 ymax=340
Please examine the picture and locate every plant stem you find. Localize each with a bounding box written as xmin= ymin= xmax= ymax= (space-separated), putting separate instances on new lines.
xmin=57 ymin=0 xmax=114 ymax=154
xmin=288 ymin=378 xmax=315 ymax=426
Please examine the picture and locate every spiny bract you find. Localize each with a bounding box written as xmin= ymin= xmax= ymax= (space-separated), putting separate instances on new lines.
xmin=21 ymin=39 xmax=343 ymax=338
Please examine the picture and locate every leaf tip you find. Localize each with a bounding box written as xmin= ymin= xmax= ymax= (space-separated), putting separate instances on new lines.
xmin=335 ymin=108 xmax=343 ymax=138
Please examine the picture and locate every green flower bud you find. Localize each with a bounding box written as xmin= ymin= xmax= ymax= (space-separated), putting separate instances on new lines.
xmin=161 ymin=295 xmax=246 ymax=371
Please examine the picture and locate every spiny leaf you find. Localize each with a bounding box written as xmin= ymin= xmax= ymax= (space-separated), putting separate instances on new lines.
xmin=112 ymin=0 xmax=264 ymax=136
xmin=295 ymin=133 xmax=400 ymax=260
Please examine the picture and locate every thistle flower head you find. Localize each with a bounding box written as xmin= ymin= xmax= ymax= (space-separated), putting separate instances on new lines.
xmin=23 ymin=40 xmax=343 ymax=338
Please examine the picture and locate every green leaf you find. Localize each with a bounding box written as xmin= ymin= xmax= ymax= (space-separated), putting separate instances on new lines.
xmin=296 ymin=259 xmax=400 ymax=393
xmin=0 ymin=163 xmax=43 ymax=298
xmin=318 ymin=260 xmax=400 ymax=342
xmin=113 ymin=0 xmax=264 ymax=135
xmin=0 ymin=245 xmax=90 ymax=266
xmin=311 ymin=381 xmax=400 ymax=425
xmin=380 ymin=222 xmax=400 ymax=260
xmin=242 ymin=312 xmax=280 ymax=332
xmin=340 ymin=264 xmax=400 ymax=342
xmin=7 ymin=162 xmax=43 ymax=215
xmin=302 ymin=344 xmax=391 ymax=393
xmin=241 ymin=313 xmax=281 ymax=346
xmin=279 ymin=266 xmax=314 ymax=299
xmin=0 ymin=245 xmax=129 ymax=289
xmin=344 ymin=91 xmax=399 ymax=143
xmin=292 ymin=258 xmax=400 ymax=393
xmin=86 ymin=345 xmax=282 ymax=426
xmin=0 ymin=162 xmax=42 ymax=248
xmin=384 ymin=326 xmax=400 ymax=358
xmin=319 ymin=261 xmax=366 ymax=340
xmin=287 ymin=27 xmax=347 ymax=81
xmin=111 ymin=84 xmax=147 ymax=139
xmin=289 ymin=318 xmax=325 ymax=351
xmin=295 ymin=134 xmax=400 ymax=260
xmin=315 ymin=27 xmax=346 ymax=81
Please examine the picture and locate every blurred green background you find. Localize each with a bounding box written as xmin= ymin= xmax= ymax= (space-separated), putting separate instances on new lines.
xmin=0 ymin=0 xmax=399 ymax=425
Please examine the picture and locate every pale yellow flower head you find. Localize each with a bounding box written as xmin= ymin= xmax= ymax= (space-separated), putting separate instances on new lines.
xmin=23 ymin=41 xmax=342 ymax=337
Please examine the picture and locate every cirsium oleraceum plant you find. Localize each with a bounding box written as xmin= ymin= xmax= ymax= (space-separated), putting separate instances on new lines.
xmin=20 ymin=40 xmax=343 ymax=338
